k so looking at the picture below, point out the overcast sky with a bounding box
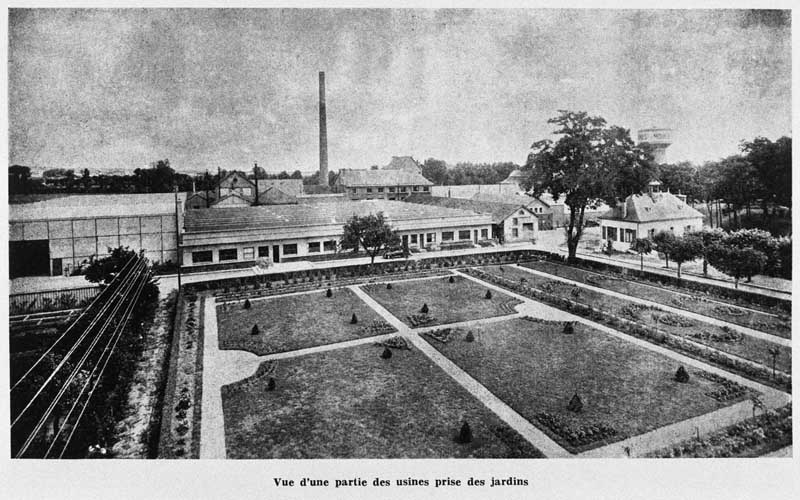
[8,9,791,174]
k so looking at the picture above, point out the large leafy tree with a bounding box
[707,245,767,289]
[722,229,780,279]
[670,236,703,279]
[689,228,725,276]
[521,110,655,261]
[656,162,703,203]
[741,136,791,212]
[421,158,448,185]
[630,237,653,272]
[652,230,678,269]
[340,213,400,264]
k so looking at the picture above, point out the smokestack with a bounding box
[319,71,329,186]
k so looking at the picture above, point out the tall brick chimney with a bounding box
[318,71,329,186]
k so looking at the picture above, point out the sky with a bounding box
[8,9,792,175]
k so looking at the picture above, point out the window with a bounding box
[481,229,488,239]
[324,240,337,252]
[523,223,534,231]
[423,186,430,192]
[258,246,269,258]
[512,228,519,238]
[648,228,655,238]
[685,225,692,233]
[458,230,470,240]
[366,188,373,193]
[389,187,396,193]
[243,247,255,260]
[413,186,419,191]
[519,210,525,215]
[410,234,418,244]
[400,187,407,192]
[308,242,321,253]
[442,231,454,241]
[624,229,635,243]
[512,218,519,226]
[242,187,252,196]
[607,227,618,241]
[219,248,238,261]
[426,233,436,243]
[192,250,213,263]
[602,226,607,239]
[283,243,298,255]
[378,187,384,193]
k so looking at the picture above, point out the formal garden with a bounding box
[220,342,544,458]
[422,317,752,454]
[216,288,395,355]
[520,260,791,339]
[361,275,522,328]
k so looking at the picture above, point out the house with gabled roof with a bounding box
[334,168,433,200]
[405,194,538,243]
[382,155,423,174]
[599,181,704,249]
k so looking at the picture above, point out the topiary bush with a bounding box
[266,377,276,391]
[563,322,575,334]
[380,347,392,359]
[464,331,475,342]
[675,366,690,383]
[243,299,251,309]
[567,393,583,412]
[386,283,392,289]
[485,290,493,299]
[326,288,332,298]
[420,303,429,314]
[351,313,358,324]
[251,324,260,335]
[457,420,473,444]
[449,276,455,283]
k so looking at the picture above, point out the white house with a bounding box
[599,181,704,250]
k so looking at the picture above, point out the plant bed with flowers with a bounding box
[519,260,791,339]
[216,288,394,356]
[220,343,543,458]
[421,317,747,454]
[361,275,520,328]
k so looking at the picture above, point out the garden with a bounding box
[220,342,544,458]
[474,265,791,376]
[361,275,522,328]
[422,317,751,454]
[520,260,791,339]
[216,288,395,356]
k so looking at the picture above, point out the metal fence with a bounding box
[9,286,100,315]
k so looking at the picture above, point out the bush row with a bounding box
[534,412,618,449]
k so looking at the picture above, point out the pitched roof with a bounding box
[257,186,298,205]
[383,156,422,173]
[405,194,530,224]
[600,191,704,223]
[501,169,525,184]
[336,168,433,187]
[255,179,304,197]
[9,193,185,221]
[184,199,489,233]
[472,192,547,209]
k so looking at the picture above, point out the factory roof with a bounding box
[404,194,532,225]
[336,168,433,187]
[9,193,185,221]
[184,199,487,233]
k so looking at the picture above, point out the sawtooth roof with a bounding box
[337,168,433,187]
[600,191,704,223]
[405,194,531,224]
[184,199,485,233]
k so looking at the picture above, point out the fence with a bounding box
[9,286,100,315]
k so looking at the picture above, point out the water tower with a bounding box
[637,128,674,164]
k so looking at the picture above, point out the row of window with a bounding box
[359,186,430,194]
[191,240,338,263]
[603,225,695,243]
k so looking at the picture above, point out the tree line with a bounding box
[420,159,519,186]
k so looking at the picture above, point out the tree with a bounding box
[8,165,33,195]
[630,238,653,272]
[84,246,159,303]
[422,158,448,185]
[340,212,400,264]
[723,229,780,279]
[521,110,654,261]
[741,136,791,213]
[656,162,703,203]
[707,244,767,289]
[652,231,677,269]
[690,228,725,276]
[290,170,303,179]
[669,235,703,279]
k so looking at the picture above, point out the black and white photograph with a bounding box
[2,3,795,499]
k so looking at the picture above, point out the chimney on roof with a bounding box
[254,162,259,206]
[318,71,329,187]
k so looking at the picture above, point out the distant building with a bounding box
[9,193,184,277]
[180,200,492,267]
[382,155,423,174]
[334,168,433,200]
[599,181,703,250]
[471,192,558,230]
[185,170,303,209]
[405,194,538,243]
[499,168,527,190]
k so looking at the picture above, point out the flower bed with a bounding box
[534,412,618,448]
[407,313,437,328]
[689,328,743,345]
[697,372,749,402]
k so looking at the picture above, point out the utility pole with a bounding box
[174,186,182,290]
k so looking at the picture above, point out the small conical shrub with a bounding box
[420,303,429,314]
[449,276,455,283]
[351,313,358,324]
[326,288,332,298]
[266,377,276,391]
[458,420,473,444]
[567,393,583,412]
[464,331,475,342]
[251,324,260,335]
[243,299,251,309]
[485,290,492,299]
[675,366,690,383]
[386,283,392,290]
[381,347,392,359]
[563,322,575,334]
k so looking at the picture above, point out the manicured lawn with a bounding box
[216,288,394,355]
[479,265,791,374]
[422,317,749,453]
[521,260,791,339]
[361,275,521,327]
[220,343,544,458]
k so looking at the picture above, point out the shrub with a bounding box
[380,347,392,359]
[243,299,251,309]
[386,283,392,290]
[485,290,493,299]
[351,313,358,324]
[464,331,475,342]
[420,303,429,314]
[563,322,575,334]
[458,421,473,444]
[567,393,583,412]
[675,366,690,383]
[326,288,332,298]
[266,377,276,391]
[251,324,260,335]
[449,276,455,283]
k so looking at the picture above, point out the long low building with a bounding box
[9,193,184,277]
[181,200,493,267]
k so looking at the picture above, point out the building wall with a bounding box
[600,217,704,250]
[343,185,431,200]
[9,213,179,275]
[502,208,539,242]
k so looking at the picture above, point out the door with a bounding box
[474,230,479,243]
[402,235,408,248]
[52,258,63,276]
[272,245,280,263]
